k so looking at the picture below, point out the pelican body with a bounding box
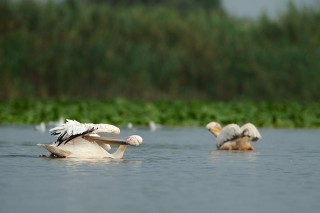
[38,119,143,159]
[206,122,261,150]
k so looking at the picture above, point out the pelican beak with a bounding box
[83,135,143,146]
[206,122,221,136]
[207,126,220,137]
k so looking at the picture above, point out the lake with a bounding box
[1,126,320,213]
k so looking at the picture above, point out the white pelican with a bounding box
[38,119,143,159]
[206,122,261,150]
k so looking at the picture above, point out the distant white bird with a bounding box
[38,119,143,159]
[206,122,261,150]
[127,122,133,130]
[149,121,161,132]
[34,122,46,132]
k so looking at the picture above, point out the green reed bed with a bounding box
[1,100,319,128]
[1,1,320,101]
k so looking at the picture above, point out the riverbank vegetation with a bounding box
[1,100,319,128]
[1,1,320,128]
[1,1,320,101]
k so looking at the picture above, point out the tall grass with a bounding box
[0,1,320,101]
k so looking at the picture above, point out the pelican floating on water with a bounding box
[206,122,261,150]
[38,119,143,159]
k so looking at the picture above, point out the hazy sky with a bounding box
[223,0,320,18]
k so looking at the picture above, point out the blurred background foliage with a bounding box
[1,0,319,101]
[2,99,320,128]
[1,0,320,127]
[83,0,221,9]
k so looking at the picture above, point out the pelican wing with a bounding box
[216,124,242,147]
[49,119,120,146]
[241,123,261,141]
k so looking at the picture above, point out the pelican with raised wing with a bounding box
[38,119,143,159]
[206,122,261,150]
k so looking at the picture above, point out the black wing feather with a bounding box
[55,127,96,146]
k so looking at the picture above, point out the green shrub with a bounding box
[1,99,319,128]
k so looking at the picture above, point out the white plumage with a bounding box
[206,122,261,150]
[49,119,121,146]
[38,119,143,159]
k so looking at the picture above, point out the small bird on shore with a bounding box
[38,119,143,159]
[206,122,261,150]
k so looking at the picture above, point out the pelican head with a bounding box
[126,135,143,146]
[206,122,222,137]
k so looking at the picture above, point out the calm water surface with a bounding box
[1,126,320,213]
